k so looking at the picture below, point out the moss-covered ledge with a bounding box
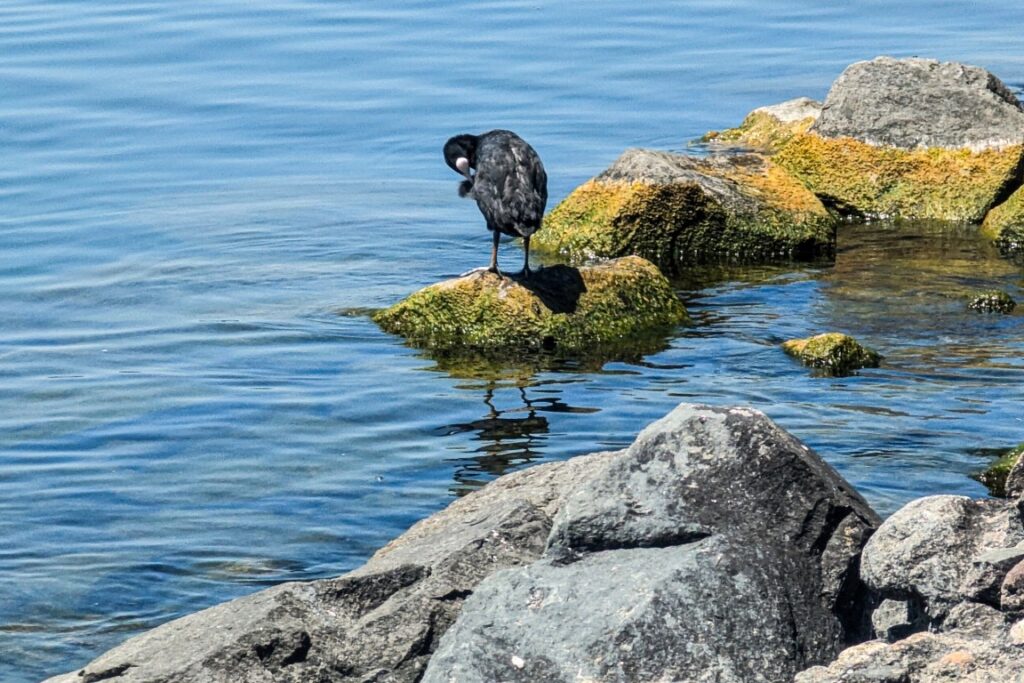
[373,256,688,356]
[532,149,836,275]
[775,134,1023,222]
[982,184,1024,257]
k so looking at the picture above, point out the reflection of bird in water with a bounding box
[443,130,548,278]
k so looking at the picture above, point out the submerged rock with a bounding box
[782,332,881,376]
[46,404,880,683]
[765,57,1024,222]
[703,96,822,152]
[423,404,879,683]
[533,149,836,273]
[967,289,1017,313]
[372,256,687,356]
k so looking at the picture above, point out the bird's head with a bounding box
[443,134,478,182]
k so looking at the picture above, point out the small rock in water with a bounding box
[967,289,1016,313]
[782,332,881,377]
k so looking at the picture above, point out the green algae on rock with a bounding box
[967,289,1017,314]
[982,184,1024,257]
[702,97,822,153]
[775,134,1024,222]
[532,149,836,275]
[782,333,881,377]
[771,57,1024,222]
[973,443,1024,498]
[373,256,688,356]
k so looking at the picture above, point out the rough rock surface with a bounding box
[771,57,1024,222]
[422,404,879,683]
[860,495,1024,624]
[812,56,1024,151]
[45,452,619,683]
[782,332,882,376]
[797,603,1024,683]
[533,149,836,273]
[798,491,1024,683]
[372,255,687,356]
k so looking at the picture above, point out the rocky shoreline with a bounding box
[46,56,1024,682]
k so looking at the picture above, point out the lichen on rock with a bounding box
[775,134,1024,221]
[982,183,1024,257]
[783,333,881,376]
[703,97,822,152]
[974,443,1024,498]
[372,256,688,356]
[533,149,836,274]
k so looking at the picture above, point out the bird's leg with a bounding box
[487,229,502,276]
[521,235,532,279]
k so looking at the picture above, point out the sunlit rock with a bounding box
[703,96,822,152]
[775,57,1024,222]
[532,149,836,274]
[372,256,687,356]
[782,332,881,376]
[974,443,1024,498]
[982,184,1024,257]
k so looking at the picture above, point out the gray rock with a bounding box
[812,56,1024,150]
[753,96,822,124]
[872,598,927,642]
[423,404,880,683]
[45,452,618,683]
[860,495,1024,623]
[796,606,1021,683]
[1001,559,1024,615]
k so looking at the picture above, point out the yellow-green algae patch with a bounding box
[973,443,1024,498]
[782,332,881,377]
[532,150,836,274]
[703,111,818,153]
[775,133,1024,222]
[373,256,688,356]
[982,183,1024,256]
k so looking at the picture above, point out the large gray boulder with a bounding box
[812,56,1024,151]
[423,404,879,683]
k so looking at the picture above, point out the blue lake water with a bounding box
[2,2,1024,680]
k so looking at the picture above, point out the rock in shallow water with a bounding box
[532,149,836,273]
[372,255,687,356]
[782,332,882,376]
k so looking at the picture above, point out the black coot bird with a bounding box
[443,130,547,278]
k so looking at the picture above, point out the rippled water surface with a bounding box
[3,2,1024,680]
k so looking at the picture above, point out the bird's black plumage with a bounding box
[443,130,548,277]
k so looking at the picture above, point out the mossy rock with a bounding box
[967,289,1017,314]
[774,133,1023,222]
[533,149,836,275]
[982,183,1024,257]
[373,256,688,356]
[973,443,1024,498]
[702,98,822,153]
[782,332,881,377]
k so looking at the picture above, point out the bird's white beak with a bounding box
[455,156,472,179]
